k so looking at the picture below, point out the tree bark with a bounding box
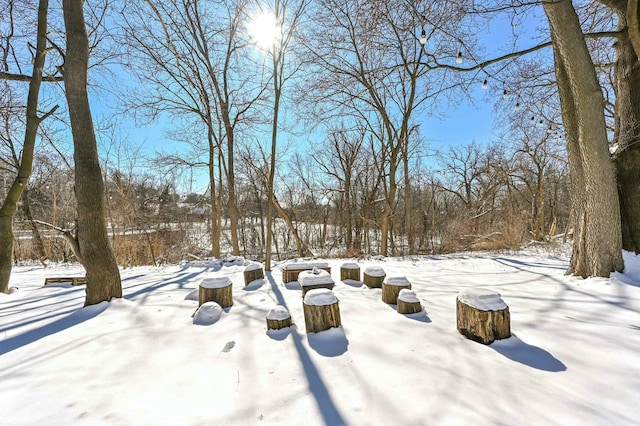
[0,0,51,293]
[543,0,623,277]
[609,5,640,253]
[63,0,122,305]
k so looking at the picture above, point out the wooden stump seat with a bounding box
[340,262,360,281]
[456,288,510,344]
[44,276,87,286]
[299,268,335,296]
[243,263,264,286]
[363,266,386,288]
[282,262,331,283]
[303,288,342,333]
[397,289,422,314]
[266,306,292,330]
[382,276,411,304]
[199,277,233,308]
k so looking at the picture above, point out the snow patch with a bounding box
[266,305,290,321]
[457,288,507,311]
[193,302,223,325]
[244,263,263,272]
[398,289,419,303]
[299,269,334,287]
[304,288,338,306]
[364,266,386,277]
[341,262,359,269]
[200,277,232,289]
[385,276,410,286]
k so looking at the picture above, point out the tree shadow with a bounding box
[0,302,109,356]
[491,334,566,372]
[265,272,346,425]
[284,281,301,291]
[266,326,292,341]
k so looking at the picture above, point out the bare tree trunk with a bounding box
[21,188,48,264]
[0,0,53,293]
[544,0,623,277]
[63,0,122,305]
[609,6,640,253]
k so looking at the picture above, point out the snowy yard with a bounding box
[1,250,639,425]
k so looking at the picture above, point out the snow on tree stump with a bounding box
[243,263,264,286]
[299,268,335,297]
[340,262,360,281]
[199,277,233,308]
[266,305,292,330]
[363,266,386,288]
[303,288,341,333]
[282,262,331,283]
[397,289,422,314]
[456,288,510,345]
[382,276,412,304]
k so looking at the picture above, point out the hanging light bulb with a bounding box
[456,51,463,64]
[420,28,427,45]
[530,116,535,124]
[539,119,543,125]
[481,79,487,90]
[502,89,509,99]
[515,102,520,111]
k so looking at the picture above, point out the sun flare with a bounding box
[248,11,281,50]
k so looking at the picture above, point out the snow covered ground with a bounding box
[1,249,639,425]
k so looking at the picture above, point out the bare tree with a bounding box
[0,0,58,293]
[543,0,623,277]
[63,0,122,304]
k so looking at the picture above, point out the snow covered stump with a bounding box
[397,289,422,314]
[363,266,386,288]
[303,289,342,333]
[282,262,331,283]
[340,262,360,281]
[456,288,510,345]
[199,277,233,308]
[243,263,264,286]
[299,268,335,297]
[266,306,292,330]
[382,276,411,304]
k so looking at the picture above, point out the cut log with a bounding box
[303,288,341,333]
[282,262,331,283]
[397,289,422,314]
[381,276,411,304]
[299,268,335,296]
[456,288,510,344]
[266,305,292,330]
[243,263,264,286]
[199,277,233,308]
[363,266,386,288]
[340,262,360,281]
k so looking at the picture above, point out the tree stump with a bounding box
[199,277,233,308]
[243,263,264,286]
[363,266,386,288]
[397,289,422,314]
[382,276,411,304]
[303,289,341,333]
[340,262,360,281]
[299,268,335,296]
[282,262,331,283]
[266,305,292,330]
[456,288,510,344]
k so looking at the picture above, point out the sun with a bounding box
[248,11,281,50]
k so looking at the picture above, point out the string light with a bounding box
[481,79,487,90]
[515,101,520,111]
[530,116,535,124]
[456,51,463,64]
[420,28,427,45]
[502,89,509,99]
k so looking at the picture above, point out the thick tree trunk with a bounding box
[63,0,122,305]
[610,8,640,253]
[544,0,623,277]
[0,0,51,293]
